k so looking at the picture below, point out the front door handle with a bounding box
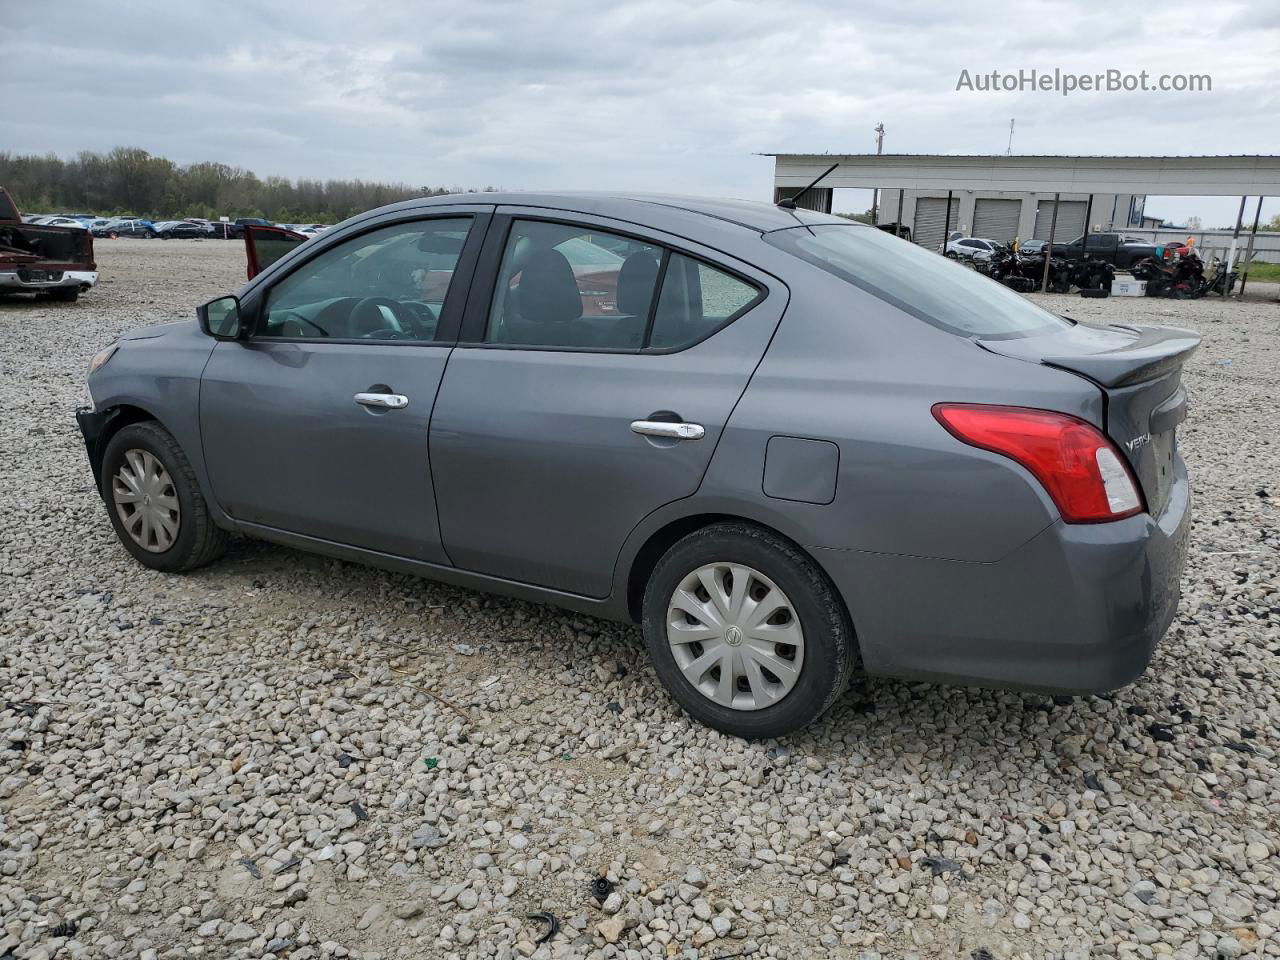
[630,420,705,441]
[354,392,409,409]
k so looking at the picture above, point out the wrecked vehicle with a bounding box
[0,188,97,302]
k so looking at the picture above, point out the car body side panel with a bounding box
[199,341,453,562]
[815,455,1190,690]
[83,321,224,517]
[693,259,1105,563]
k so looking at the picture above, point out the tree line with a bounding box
[0,147,497,223]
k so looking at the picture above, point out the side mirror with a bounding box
[197,295,244,340]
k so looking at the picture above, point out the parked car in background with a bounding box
[93,219,157,239]
[228,217,272,239]
[77,192,1196,738]
[1018,239,1047,255]
[153,220,214,239]
[945,236,999,261]
[0,187,97,302]
[34,216,90,230]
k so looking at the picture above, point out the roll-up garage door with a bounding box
[972,199,1021,244]
[913,197,960,253]
[1033,200,1086,242]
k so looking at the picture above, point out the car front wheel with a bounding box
[641,523,856,739]
[101,421,228,572]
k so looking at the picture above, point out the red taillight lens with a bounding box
[932,403,1144,523]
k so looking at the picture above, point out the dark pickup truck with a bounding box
[1049,232,1159,270]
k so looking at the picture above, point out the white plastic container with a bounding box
[1111,278,1146,297]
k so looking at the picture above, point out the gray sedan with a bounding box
[77,193,1197,738]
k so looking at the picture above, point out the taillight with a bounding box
[932,403,1144,523]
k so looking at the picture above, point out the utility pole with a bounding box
[870,123,885,225]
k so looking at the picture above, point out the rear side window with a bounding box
[649,255,761,349]
[487,220,662,349]
[485,220,762,351]
[765,224,1070,339]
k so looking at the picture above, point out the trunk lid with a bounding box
[978,322,1200,516]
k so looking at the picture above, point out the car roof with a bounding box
[375,191,855,235]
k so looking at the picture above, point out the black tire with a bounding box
[101,421,228,572]
[641,523,857,739]
[50,286,79,302]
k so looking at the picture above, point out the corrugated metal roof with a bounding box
[760,153,1280,159]
[768,153,1280,196]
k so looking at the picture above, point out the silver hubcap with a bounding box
[666,563,805,711]
[112,449,180,553]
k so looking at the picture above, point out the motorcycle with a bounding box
[1203,258,1237,296]
[1131,251,1214,298]
[983,245,1071,293]
[1068,256,1115,295]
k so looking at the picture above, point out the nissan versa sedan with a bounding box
[76,193,1197,738]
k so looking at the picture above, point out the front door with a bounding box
[430,211,786,597]
[200,211,488,563]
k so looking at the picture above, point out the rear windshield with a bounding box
[764,224,1070,339]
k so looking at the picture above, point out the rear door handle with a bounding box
[630,420,705,441]
[354,392,409,409]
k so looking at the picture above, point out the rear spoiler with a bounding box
[979,323,1201,388]
[1041,324,1200,388]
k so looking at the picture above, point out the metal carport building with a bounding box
[764,153,1280,289]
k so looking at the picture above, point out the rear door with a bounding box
[200,209,490,562]
[428,209,786,598]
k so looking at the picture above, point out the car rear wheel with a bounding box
[641,523,856,739]
[101,421,228,573]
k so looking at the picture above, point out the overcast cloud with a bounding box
[2,0,1278,224]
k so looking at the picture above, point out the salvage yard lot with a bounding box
[1,240,1277,960]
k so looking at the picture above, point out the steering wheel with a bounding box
[350,297,429,339]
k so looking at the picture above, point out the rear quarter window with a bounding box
[765,224,1070,339]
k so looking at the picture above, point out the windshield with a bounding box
[765,224,1070,339]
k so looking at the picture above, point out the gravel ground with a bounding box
[1,240,1277,960]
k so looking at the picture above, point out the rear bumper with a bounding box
[0,269,97,291]
[817,457,1191,695]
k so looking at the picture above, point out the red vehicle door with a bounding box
[244,224,308,279]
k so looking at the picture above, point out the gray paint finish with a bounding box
[200,340,452,562]
[763,437,839,505]
[81,190,1196,698]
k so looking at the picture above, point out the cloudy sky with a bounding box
[2,0,1278,225]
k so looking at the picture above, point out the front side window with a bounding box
[764,224,1070,340]
[486,220,662,349]
[260,217,471,341]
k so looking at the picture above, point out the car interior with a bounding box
[258,221,468,341]
[487,227,663,349]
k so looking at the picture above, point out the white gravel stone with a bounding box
[1,242,1277,960]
